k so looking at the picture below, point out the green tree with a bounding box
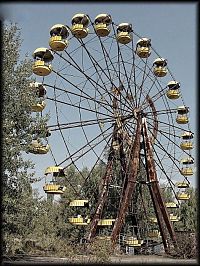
[2,22,48,255]
[174,187,197,232]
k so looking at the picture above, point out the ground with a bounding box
[2,254,198,265]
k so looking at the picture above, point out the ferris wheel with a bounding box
[29,13,195,253]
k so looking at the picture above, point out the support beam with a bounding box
[142,117,178,253]
[86,147,114,241]
[111,116,142,244]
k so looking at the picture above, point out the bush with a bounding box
[176,232,197,259]
[85,238,113,263]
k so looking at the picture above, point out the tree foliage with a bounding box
[2,22,47,255]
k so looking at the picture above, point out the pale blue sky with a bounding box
[1,2,197,195]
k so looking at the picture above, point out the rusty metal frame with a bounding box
[142,117,178,253]
[86,101,178,254]
[86,142,114,241]
[111,115,142,244]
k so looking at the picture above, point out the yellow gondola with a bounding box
[177,118,189,124]
[149,217,157,223]
[71,13,89,38]
[49,24,69,51]
[96,236,111,241]
[97,219,115,226]
[165,202,178,208]
[181,158,194,164]
[176,106,189,124]
[169,214,180,222]
[181,132,194,140]
[125,237,142,247]
[32,48,53,76]
[136,37,151,58]
[94,14,112,37]
[31,101,46,112]
[180,141,193,150]
[175,181,190,188]
[28,140,50,155]
[177,105,189,114]
[180,168,194,176]
[116,23,133,44]
[45,166,64,175]
[153,58,167,77]
[180,132,193,150]
[148,230,160,238]
[180,157,194,176]
[69,199,89,207]
[166,81,180,99]
[69,216,90,225]
[177,192,190,200]
[43,183,66,194]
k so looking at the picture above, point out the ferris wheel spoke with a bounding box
[147,120,194,159]
[64,48,115,106]
[137,64,162,106]
[152,145,191,205]
[116,41,132,101]
[140,82,169,111]
[150,145,180,195]
[150,143,176,187]
[111,23,137,109]
[147,118,177,154]
[94,36,134,116]
[58,123,114,167]
[116,48,136,111]
[53,52,114,107]
[52,96,90,190]
[153,143,181,176]
[127,55,168,111]
[145,108,177,115]
[74,133,113,186]
[146,115,194,135]
[79,138,112,195]
[88,23,117,85]
[136,75,155,109]
[47,96,114,118]
[136,59,153,108]
[76,38,133,112]
[68,43,120,79]
[125,43,160,109]
[128,40,138,107]
[66,32,97,56]
[78,93,108,162]
[62,118,133,180]
[62,132,113,175]
[48,117,115,131]
[44,83,114,115]
[147,126,185,174]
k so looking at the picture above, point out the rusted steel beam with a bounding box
[153,182,178,249]
[111,116,142,244]
[86,147,114,242]
[148,183,169,252]
[145,95,158,144]
[142,117,178,253]
[86,95,119,241]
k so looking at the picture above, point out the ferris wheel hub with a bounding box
[132,107,142,120]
